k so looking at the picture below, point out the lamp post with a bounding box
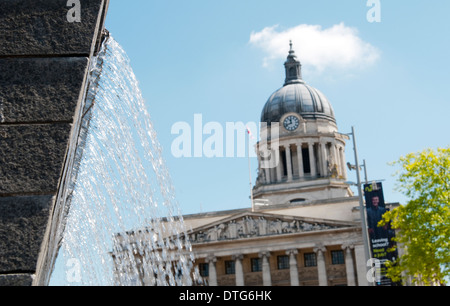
[347,126,373,286]
[362,159,368,185]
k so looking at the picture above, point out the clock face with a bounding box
[283,115,300,131]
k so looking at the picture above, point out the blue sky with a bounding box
[105,0,450,215]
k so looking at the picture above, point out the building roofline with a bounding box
[182,196,360,221]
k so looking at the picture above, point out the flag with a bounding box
[246,126,255,140]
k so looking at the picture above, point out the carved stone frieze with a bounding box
[187,213,346,244]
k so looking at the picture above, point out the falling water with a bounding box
[49,36,200,286]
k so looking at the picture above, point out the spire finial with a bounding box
[289,40,293,51]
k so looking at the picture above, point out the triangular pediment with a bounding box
[186,211,358,244]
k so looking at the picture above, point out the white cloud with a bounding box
[249,23,380,74]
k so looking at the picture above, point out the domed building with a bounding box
[254,42,353,204]
[113,44,393,287]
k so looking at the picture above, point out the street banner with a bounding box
[364,182,398,286]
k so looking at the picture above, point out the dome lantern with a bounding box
[284,41,303,85]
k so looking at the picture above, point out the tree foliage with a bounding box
[380,147,450,285]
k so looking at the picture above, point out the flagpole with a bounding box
[247,129,255,212]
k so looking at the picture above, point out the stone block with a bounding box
[0,195,53,273]
[0,57,89,123]
[0,124,71,195]
[0,274,33,286]
[0,0,108,56]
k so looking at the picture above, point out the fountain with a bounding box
[0,0,198,286]
[50,35,200,286]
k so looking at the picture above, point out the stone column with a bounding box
[276,148,283,182]
[285,144,293,182]
[206,256,218,286]
[286,249,299,286]
[317,142,323,177]
[265,167,272,184]
[314,246,328,286]
[331,142,339,177]
[320,141,328,177]
[308,142,317,177]
[296,143,304,178]
[339,146,347,180]
[257,152,263,183]
[342,245,356,286]
[259,252,272,286]
[233,254,244,286]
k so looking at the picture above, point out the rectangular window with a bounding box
[251,258,262,272]
[304,253,317,267]
[331,250,345,265]
[277,255,290,270]
[199,263,209,277]
[225,260,235,275]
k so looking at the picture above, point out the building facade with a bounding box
[183,202,367,286]
[178,44,371,286]
[113,44,379,286]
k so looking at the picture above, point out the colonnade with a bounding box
[259,139,347,185]
[203,244,363,286]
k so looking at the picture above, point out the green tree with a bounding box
[380,147,450,286]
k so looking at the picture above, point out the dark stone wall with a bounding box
[0,57,90,123]
[0,0,107,56]
[0,0,109,286]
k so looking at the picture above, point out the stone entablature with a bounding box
[186,212,356,244]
